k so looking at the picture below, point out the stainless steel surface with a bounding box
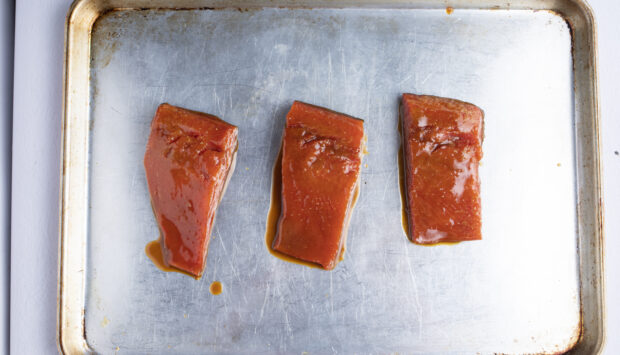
[59,0,604,354]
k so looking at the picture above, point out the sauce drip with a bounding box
[398,114,411,238]
[209,281,223,295]
[145,238,200,279]
[398,147,410,237]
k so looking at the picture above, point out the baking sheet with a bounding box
[59,1,605,354]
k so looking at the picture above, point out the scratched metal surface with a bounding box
[85,7,580,354]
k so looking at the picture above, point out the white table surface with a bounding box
[10,0,620,353]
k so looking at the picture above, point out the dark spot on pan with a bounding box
[236,7,260,13]
[99,41,118,68]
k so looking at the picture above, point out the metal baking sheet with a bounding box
[58,0,604,354]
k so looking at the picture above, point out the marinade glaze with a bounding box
[144,104,238,277]
[272,101,365,270]
[401,94,483,244]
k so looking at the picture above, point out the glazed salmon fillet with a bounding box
[144,104,238,277]
[273,101,365,270]
[401,94,483,244]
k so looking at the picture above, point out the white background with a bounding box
[6,0,619,353]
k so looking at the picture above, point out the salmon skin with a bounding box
[144,104,238,277]
[273,101,365,270]
[401,94,483,244]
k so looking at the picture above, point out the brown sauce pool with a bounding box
[398,147,410,237]
[209,281,223,295]
[145,238,201,279]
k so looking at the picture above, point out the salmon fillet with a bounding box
[401,94,483,244]
[144,104,238,277]
[273,101,365,270]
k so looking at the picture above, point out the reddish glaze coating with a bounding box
[401,94,483,244]
[273,101,365,270]
[144,104,237,277]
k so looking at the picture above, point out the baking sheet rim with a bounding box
[57,0,605,353]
